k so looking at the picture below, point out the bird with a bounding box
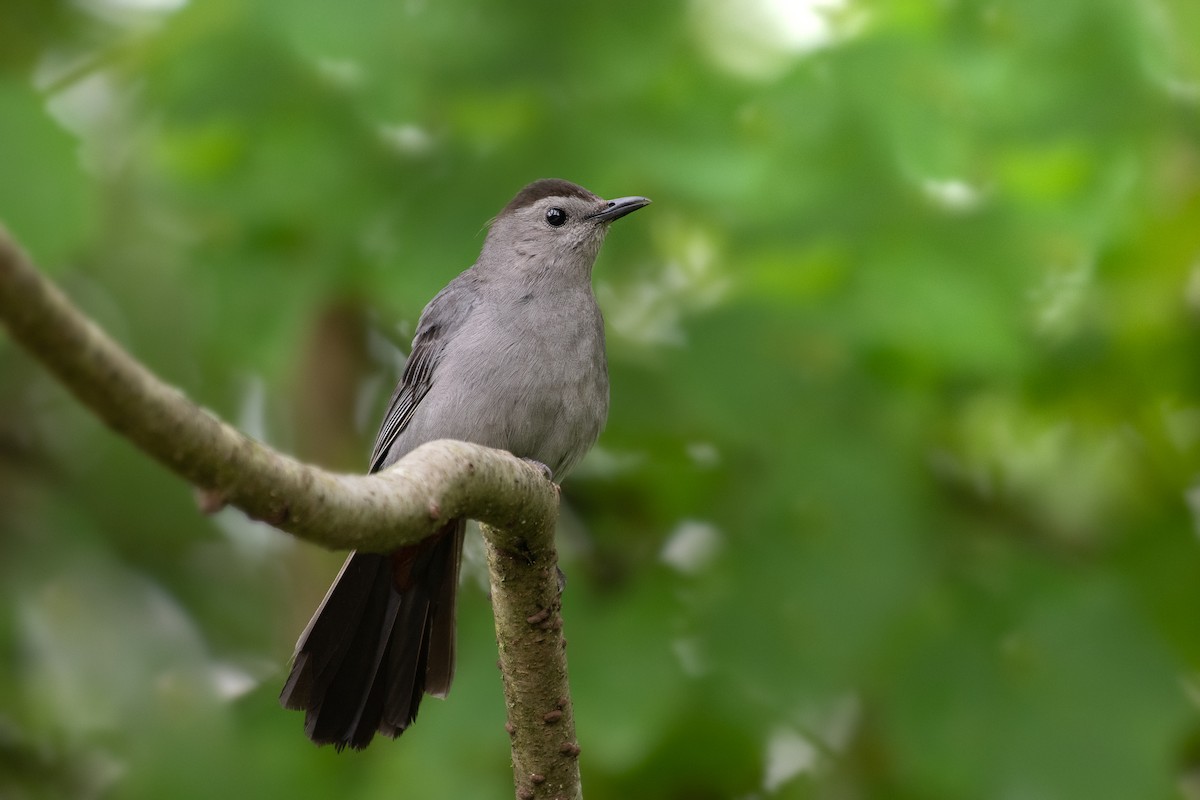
[279,178,650,749]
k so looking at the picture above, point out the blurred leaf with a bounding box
[2,0,1200,797]
[0,79,94,264]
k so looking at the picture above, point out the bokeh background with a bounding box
[2,0,1200,798]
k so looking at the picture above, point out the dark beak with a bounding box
[587,195,652,223]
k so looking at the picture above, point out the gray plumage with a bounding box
[280,178,649,749]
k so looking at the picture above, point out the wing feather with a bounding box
[368,272,478,473]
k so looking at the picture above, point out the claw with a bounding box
[522,457,554,482]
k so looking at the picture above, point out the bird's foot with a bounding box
[522,458,554,482]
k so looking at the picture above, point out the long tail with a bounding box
[279,520,464,749]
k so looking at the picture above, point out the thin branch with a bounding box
[0,227,558,551]
[0,227,581,799]
[485,525,583,799]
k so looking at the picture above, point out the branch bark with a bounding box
[0,227,582,799]
[485,526,581,800]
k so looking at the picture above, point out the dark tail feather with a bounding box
[280,520,465,749]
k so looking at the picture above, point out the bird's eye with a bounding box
[545,207,567,227]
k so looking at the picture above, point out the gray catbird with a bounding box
[279,178,650,749]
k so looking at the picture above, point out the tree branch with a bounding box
[485,526,582,799]
[0,227,581,799]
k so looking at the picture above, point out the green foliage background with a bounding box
[2,1,1200,797]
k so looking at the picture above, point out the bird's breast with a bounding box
[403,289,609,479]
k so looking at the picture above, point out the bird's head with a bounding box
[480,178,650,285]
